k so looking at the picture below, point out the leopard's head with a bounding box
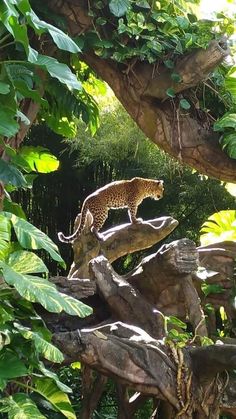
[150,179,164,200]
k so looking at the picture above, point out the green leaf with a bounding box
[136,0,150,8]
[15,324,64,363]
[220,133,236,159]
[180,99,191,110]
[34,378,76,419]
[167,316,187,330]
[201,283,224,297]
[3,212,64,265]
[8,250,48,274]
[1,394,46,419]
[14,80,45,105]
[214,113,236,131]
[200,210,236,245]
[109,0,131,17]
[0,82,10,94]
[0,109,19,137]
[171,73,182,83]
[0,350,27,379]
[225,67,236,104]
[38,362,72,393]
[1,262,93,316]
[34,54,82,91]
[164,60,174,69]
[59,293,93,317]
[22,7,80,53]
[0,159,27,187]
[0,305,14,324]
[3,199,26,219]
[8,16,30,57]
[19,146,59,173]
[0,214,11,260]
[166,88,175,98]
[96,17,107,25]
[1,263,62,311]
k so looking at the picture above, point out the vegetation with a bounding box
[0,0,235,417]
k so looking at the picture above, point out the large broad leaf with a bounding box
[0,159,27,188]
[0,350,28,379]
[0,108,19,138]
[33,54,82,91]
[26,10,81,53]
[8,250,48,274]
[1,262,65,312]
[1,262,93,316]
[3,199,26,219]
[220,132,236,159]
[0,1,30,57]
[0,394,46,419]
[109,0,131,17]
[0,214,11,260]
[214,113,236,131]
[200,210,236,245]
[38,362,72,393]
[34,378,76,419]
[14,80,45,105]
[225,67,236,104]
[59,293,93,317]
[3,212,64,265]
[19,146,59,173]
[15,324,63,363]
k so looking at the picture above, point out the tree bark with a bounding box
[46,0,236,182]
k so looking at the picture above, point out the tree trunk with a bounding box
[46,0,236,182]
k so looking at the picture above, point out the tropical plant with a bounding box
[0,1,94,416]
[200,210,236,245]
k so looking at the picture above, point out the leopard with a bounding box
[58,177,164,243]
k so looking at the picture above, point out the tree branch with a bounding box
[47,0,236,182]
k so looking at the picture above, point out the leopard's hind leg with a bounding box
[91,207,108,241]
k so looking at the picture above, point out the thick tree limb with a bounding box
[89,255,166,339]
[141,39,229,99]
[46,0,236,182]
[53,322,180,407]
[53,321,236,417]
[190,345,236,381]
[68,214,178,278]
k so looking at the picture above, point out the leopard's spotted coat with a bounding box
[58,177,164,243]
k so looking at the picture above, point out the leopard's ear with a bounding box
[156,179,164,185]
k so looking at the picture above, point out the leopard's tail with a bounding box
[58,202,88,243]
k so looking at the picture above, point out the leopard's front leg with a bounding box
[127,202,143,224]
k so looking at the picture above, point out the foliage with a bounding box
[83,0,232,64]
[0,1,96,417]
[0,205,92,418]
[0,0,99,146]
[200,210,236,245]
[0,1,235,416]
[69,0,236,158]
